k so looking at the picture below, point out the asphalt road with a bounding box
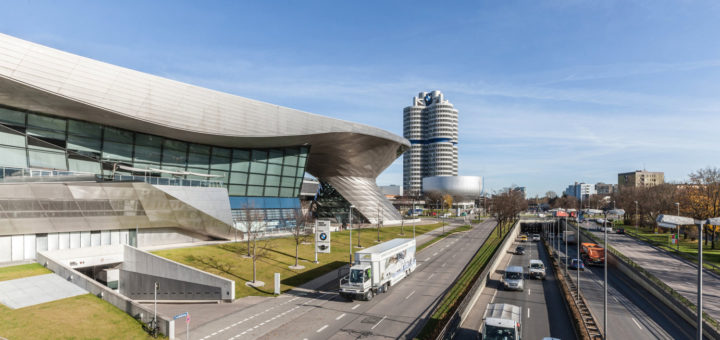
[187,219,497,340]
[579,220,720,330]
[458,237,575,340]
[553,223,702,340]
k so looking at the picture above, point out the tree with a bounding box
[241,205,272,287]
[682,167,720,249]
[491,189,527,237]
[290,207,312,269]
[545,191,558,199]
[443,194,453,212]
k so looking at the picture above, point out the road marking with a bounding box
[527,308,530,318]
[406,290,416,299]
[317,325,328,332]
[336,313,346,320]
[433,252,438,256]
[442,262,447,267]
[424,258,430,261]
[632,317,643,329]
[352,304,361,310]
[613,296,619,303]
[371,315,387,330]
[428,273,435,280]
[528,289,531,295]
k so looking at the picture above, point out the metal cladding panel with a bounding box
[324,176,402,224]
[422,176,483,199]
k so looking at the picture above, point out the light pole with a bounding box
[349,205,354,264]
[698,220,705,340]
[577,213,581,301]
[603,212,608,339]
[565,216,568,269]
[412,196,416,240]
[675,202,681,250]
[634,201,639,235]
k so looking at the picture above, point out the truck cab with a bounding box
[481,303,522,340]
[340,264,374,300]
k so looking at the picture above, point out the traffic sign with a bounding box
[316,220,331,253]
[173,312,188,320]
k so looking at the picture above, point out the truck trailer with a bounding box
[561,230,576,244]
[339,238,416,301]
[580,242,605,266]
[480,303,522,340]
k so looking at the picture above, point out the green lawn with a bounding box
[0,294,159,339]
[0,263,51,282]
[621,224,720,272]
[153,222,446,299]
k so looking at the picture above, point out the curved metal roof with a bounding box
[0,33,408,223]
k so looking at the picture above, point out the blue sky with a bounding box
[2,1,720,197]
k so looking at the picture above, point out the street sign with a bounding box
[316,220,331,253]
[173,312,188,320]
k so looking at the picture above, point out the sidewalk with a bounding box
[581,221,720,325]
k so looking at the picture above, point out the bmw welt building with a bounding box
[0,34,408,263]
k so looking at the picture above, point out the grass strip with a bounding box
[417,224,472,252]
[416,221,512,339]
[0,263,51,282]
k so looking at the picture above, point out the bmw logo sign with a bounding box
[319,233,327,241]
[424,93,433,105]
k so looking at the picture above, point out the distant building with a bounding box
[594,182,616,195]
[618,170,664,188]
[564,182,596,200]
[378,184,403,197]
[403,90,458,195]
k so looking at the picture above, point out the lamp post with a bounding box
[412,196,416,240]
[349,205,354,264]
[603,208,625,339]
[658,214,706,340]
[675,202,681,250]
[634,201,639,235]
[565,216,568,269]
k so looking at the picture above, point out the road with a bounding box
[457,236,575,340]
[186,219,497,340]
[579,220,720,330]
[552,222,702,339]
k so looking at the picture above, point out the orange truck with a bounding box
[580,242,605,266]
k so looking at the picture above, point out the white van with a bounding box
[503,266,525,291]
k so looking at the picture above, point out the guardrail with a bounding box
[574,222,720,337]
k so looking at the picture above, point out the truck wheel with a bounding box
[366,290,374,301]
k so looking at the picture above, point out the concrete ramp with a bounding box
[0,273,87,309]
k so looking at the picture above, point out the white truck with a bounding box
[480,303,522,340]
[561,230,576,244]
[339,238,416,301]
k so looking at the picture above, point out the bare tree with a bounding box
[241,205,272,286]
[683,167,720,248]
[290,207,312,269]
[491,189,527,237]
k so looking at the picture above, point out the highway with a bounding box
[552,222,702,340]
[188,219,497,340]
[457,236,575,340]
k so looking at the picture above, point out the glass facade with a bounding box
[0,105,309,198]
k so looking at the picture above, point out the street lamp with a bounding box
[634,201,639,235]
[349,205,354,264]
[412,196,416,240]
[604,208,625,339]
[658,214,702,339]
[675,202,681,250]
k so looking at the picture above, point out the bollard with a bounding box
[274,273,280,295]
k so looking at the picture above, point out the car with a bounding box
[616,228,625,234]
[568,258,585,271]
[532,234,541,242]
[528,259,546,279]
[515,246,525,255]
[503,265,525,291]
[519,235,528,242]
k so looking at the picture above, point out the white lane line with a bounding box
[613,296,619,303]
[336,313,346,320]
[433,252,438,256]
[442,262,447,267]
[405,290,416,300]
[527,308,530,318]
[424,258,430,261]
[371,315,387,330]
[632,317,643,329]
[528,289,531,295]
[317,325,328,333]
[428,273,435,280]
[352,304,361,310]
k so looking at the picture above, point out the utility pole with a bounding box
[698,221,704,340]
[604,213,608,339]
[349,205,354,263]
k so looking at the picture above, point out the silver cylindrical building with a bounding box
[403,91,458,195]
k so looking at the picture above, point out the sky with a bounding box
[2,1,720,197]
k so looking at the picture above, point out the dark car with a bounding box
[569,259,585,271]
[616,228,625,234]
[515,246,525,255]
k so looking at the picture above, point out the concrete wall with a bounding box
[36,251,175,339]
[122,245,234,301]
